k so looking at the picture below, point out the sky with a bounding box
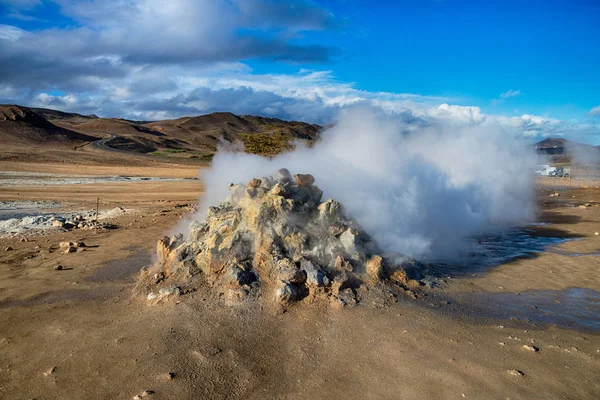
[0,0,599,143]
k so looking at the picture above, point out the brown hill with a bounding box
[0,105,96,147]
[534,138,600,164]
[1,105,322,158]
[29,107,98,123]
[147,112,321,156]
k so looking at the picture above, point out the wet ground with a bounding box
[426,226,600,332]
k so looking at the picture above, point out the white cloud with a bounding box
[0,24,26,41]
[588,105,600,116]
[0,0,598,144]
[499,89,523,99]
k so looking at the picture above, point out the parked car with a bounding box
[550,167,571,178]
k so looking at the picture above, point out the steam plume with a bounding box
[196,107,536,261]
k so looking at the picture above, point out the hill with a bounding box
[0,105,97,147]
[1,105,322,158]
[534,137,600,164]
[147,112,321,156]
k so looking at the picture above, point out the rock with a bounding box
[64,246,77,254]
[508,369,524,377]
[133,390,154,399]
[75,241,86,248]
[340,228,359,253]
[139,169,421,307]
[20,238,28,242]
[301,259,330,287]
[247,178,262,188]
[366,255,383,281]
[318,199,342,224]
[54,265,63,271]
[153,272,164,284]
[331,271,349,295]
[407,279,421,289]
[43,366,56,376]
[52,220,65,228]
[275,282,298,306]
[225,265,256,287]
[522,345,539,352]
[271,183,290,198]
[274,168,292,183]
[156,236,172,263]
[279,268,307,284]
[334,256,352,272]
[4,246,13,252]
[389,268,409,285]
[595,231,599,236]
[147,287,181,304]
[294,173,315,187]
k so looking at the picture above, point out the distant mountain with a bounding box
[0,105,322,157]
[147,112,321,155]
[534,137,600,164]
[0,105,96,147]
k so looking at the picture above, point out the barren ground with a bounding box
[1,155,599,400]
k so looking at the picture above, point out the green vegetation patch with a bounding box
[240,132,297,157]
[149,149,187,156]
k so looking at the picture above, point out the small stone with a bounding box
[75,241,86,248]
[20,238,28,242]
[293,173,315,187]
[595,232,599,236]
[508,369,524,377]
[54,265,63,271]
[275,282,298,306]
[43,366,56,376]
[4,246,13,251]
[247,178,262,188]
[64,246,77,254]
[522,345,539,352]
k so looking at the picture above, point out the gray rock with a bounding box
[275,281,298,305]
[279,268,307,284]
[301,259,330,287]
[274,168,292,183]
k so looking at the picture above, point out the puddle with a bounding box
[86,250,152,283]
[428,227,574,277]
[0,171,197,186]
[451,288,600,332]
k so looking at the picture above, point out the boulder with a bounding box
[294,173,315,187]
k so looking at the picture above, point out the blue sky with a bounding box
[0,0,599,143]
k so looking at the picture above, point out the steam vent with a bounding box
[139,168,423,308]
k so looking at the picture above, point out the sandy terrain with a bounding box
[0,162,599,399]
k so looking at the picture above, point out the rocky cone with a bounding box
[138,169,422,307]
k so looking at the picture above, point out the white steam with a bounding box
[197,107,536,261]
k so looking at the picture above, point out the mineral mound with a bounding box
[138,169,423,308]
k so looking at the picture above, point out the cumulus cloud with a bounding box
[1,0,598,144]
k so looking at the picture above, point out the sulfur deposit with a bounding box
[139,169,423,307]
